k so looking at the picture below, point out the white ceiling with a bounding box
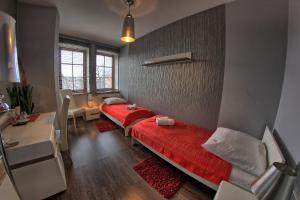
[19,0,234,47]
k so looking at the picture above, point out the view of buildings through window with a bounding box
[59,44,116,93]
[60,48,86,92]
[96,54,114,91]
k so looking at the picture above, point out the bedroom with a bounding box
[0,0,299,200]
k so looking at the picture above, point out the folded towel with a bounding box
[128,104,137,110]
[156,117,175,126]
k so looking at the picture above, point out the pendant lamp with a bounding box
[121,0,135,43]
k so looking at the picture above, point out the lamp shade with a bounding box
[121,13,135,43]
[0,11,20,83]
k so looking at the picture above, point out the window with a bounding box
[59,48,87,92]
[96,53,114,91]
[59,38,118,94]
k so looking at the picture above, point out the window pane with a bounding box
[105,78,112,88]
[96,77,105,89]
[73,52,84,64]
[104,68,112,77]
[61,64,72,77]
[74,77,84,90]
[62,77,73,90]
[96,55,104,66]
[96,66,104,78]
[73,65,83,77]
[105,56,112,67]
[61,50,72,64]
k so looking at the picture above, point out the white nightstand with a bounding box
[83,107,100,121]
[214,181,257,200]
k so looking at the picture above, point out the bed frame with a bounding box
[131,126,286,191]
[100,109,147,137]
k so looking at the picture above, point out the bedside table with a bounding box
[214,181,257,200]
[83,107,100,121]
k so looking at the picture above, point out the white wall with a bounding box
[73,93,121,108]
[0,0,17,18]
[218,0,288,138]
[17,3,59,113]
[275,0,300,165]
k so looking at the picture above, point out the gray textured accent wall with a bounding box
[119,6,225,130]
[17,3,59,113]
[218,0,288,138]
[275,0,300,164]
[119,46,129,100]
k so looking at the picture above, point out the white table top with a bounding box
[2,112,55,149]
[1,112,56,166]
[214,181,257,200]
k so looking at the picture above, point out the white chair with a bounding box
[55,95,72,166]
[59,89,84,128]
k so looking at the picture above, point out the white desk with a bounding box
[2,112,66,200]
[0,157,20,200]
[214,181,257,200]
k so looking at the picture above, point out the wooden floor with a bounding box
[48,117,215,200]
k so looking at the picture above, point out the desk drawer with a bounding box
[6,126,57,168]
[84,112,100,121]
[12,153,66,200]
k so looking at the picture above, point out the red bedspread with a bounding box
[101,103,155,127]
[131,116,232,184]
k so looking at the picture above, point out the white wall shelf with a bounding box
[143,52,192,66]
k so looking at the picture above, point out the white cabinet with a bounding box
[0,158,20,200]
[2,112,66,200]
[83,107,100,121]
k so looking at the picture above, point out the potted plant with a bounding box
[6,84,34,115]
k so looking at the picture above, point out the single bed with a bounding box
[130,116,285,191]
[99,103,155,136]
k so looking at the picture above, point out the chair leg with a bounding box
[73,114,77,128]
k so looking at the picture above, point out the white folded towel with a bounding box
[128,104,137,110]
[156,117,175,126]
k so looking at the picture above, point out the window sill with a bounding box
[72,92,88,96]
[96,90,120,94]
[68,90,120,96]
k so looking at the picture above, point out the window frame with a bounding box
[95,52,115,93]
[59,47,88,93]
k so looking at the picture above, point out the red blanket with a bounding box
[131,116,232,184]
[101,103,155,127]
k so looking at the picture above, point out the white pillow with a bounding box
[202,127,267,177]
[104,97,127,105]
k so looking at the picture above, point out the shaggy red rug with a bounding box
[96,120,118,132]
[133,155,186,198]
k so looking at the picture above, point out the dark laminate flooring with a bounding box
[48,117,215,200]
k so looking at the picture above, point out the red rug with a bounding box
[133,155,186,198]
[96,120,118,132]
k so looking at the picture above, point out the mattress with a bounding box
[101,103,155,127]
[229,166,257,190]
[131,116,232,184]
